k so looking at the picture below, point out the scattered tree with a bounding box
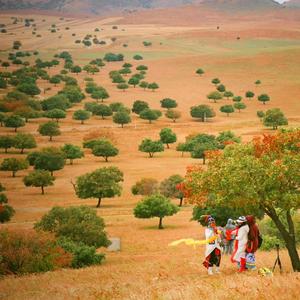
[45,109,66,123]
[13,133,36,154]
[234,102,247,112]
[38,121,61,141]
[160,98,177,110]
[75,166,123,208]
[91,140,119,162]
[220,105,235,116]
[139,139,164,158]
[257,110,265,122]
[132,178,159,196]
[233,96,242,102]
[61,144,84,165]
[23,170,55,194]
[217,84,226,93]
[0,136,15,153]
[117,83,129,92]
[245,91,255,100]
[139,109,162,124]
[258,94,270,105]
[148,82,159,92]
[4,115,25,132]
[159,128,177,149]
[207,91,223,103]
[0,158,28,177]
[134,194,179,229]
[190,105,215,122]
[263,108,288,130]
[211,78,220,86]
[93,104,113,119]
[196,68,205,76]
[132,100,149,114]
[165,109,181,123]
[160,175,184,206]
[73,110,91,124]
[224,91,234,100]
[113,110,131,128]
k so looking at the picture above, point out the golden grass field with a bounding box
[0,7,300,299]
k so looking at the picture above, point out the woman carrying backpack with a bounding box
[245,215,261,270]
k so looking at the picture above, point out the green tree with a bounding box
[0,158,28,177]
[117,83,129,92]
[109,102,126,112]
[73,110,90,124]
[0,184,15,223]
[160,98,177,110]
[132,178,159,196]
[134,194,179,229]
[139,81,148,90]
[132,100,149,114]
[255,80,261,86]
[23,170,55,194]
[0,136,15,153]
[0,112,6,126]
[38,121,61,141]
[41,94,71,111]
[32,147,65,176]
[196,68,204,76]
[49,76,61,86]
[233,96,242,102]
[211,78,220,86]
[224,91,234,100]
[13,133,36,154]
[148,82,159,92]
[44,109,66,122]
[91,140,119,162]
[139,139,164,158]
[61,144,84,165]
[258,94,270,105]
[136,65,148,71]
[93,104,113,119]
[4,115,25,132]
[113,110,131,128]
[263,108,288,130]
[217,84,226,93]
[220,105,235,116]
[59,85,85,103]
[257,110,265,122]
[17,82,41,96]
[159,128,177,149]
[165,109,181,123]
[133,54,143,60]
[207,91,223,103]
[190,105,215,122]
[185,130,300,271]
[35,206,110,247]
[176,142,192,157]
[75,167,123,208]
[234,102,247,112]
[128,77,139,88]
[160,175,184,206]
[245,91,255,100]
[71,65,82,75]
[15,108,41,122]
[91,89,109,102]
[139,109,162,124]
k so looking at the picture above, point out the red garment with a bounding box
[226,229,233,241]
[246,215,260,253]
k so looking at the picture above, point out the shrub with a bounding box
[0,229,72,275]
[35,206,111,248]
[57,237,105,268]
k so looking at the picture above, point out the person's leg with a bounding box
[215,249,221,273]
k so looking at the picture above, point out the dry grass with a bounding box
[0,10,300,300]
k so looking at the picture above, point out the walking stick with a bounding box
[272,244,282,273]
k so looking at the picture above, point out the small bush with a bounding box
[0,229,72,275]
[58,237,105,268]
[260,234,284,251]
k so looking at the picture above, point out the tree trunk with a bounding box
[166,144,169,149]
[12,171,16,177]
[50,171,54,176]
[265,207,300,272]
[41,186,44,195]
[121,124,124,128]
[5,148,8,153]
[97,198,102,208]
[179,197,183,207]
[14,127,17,132]
[81,120,84,124]
[70,159,73,165]
[203,155,206,165]
[20,148,24,154]
[158,217,163,229]
[105,157,108,162]
[49,135,53,141]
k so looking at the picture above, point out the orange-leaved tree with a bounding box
[184,129,300,271]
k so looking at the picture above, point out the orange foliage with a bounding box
[83,129,117,144]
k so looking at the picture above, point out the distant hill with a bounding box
[0,0,283,14]
[200,0,280,11]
